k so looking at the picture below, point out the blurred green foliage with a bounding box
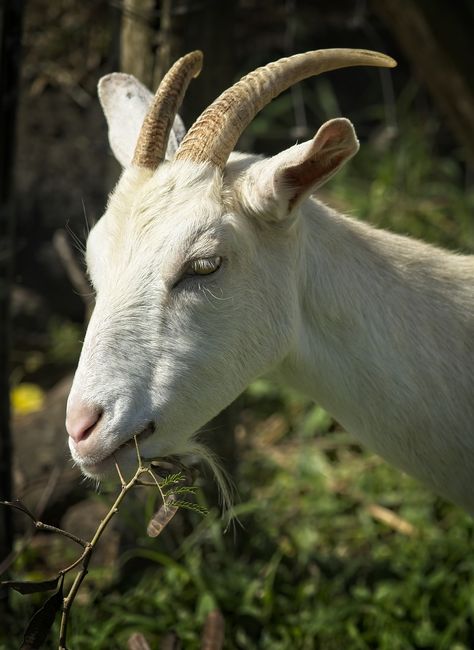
[330,114,474,253]
[47,319,83,366]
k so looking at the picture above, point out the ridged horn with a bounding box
[175,49,396,170]
[132,50,203,169]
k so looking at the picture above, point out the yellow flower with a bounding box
[11,383,45,415]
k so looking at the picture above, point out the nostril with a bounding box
[66,403,103,445]
[80,416,101,442]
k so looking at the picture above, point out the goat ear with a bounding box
[253,118,359,218]
[98,73,186,167]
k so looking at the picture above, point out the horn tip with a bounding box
[334,48,397,69]
[385,55,398,68]
[363,49,397,68]
[185,50,204,76]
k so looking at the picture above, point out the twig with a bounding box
[146,468,167,509]
[366,503,417,537]
[114,458,127,487]
[58,454,150,648]
[34,521,87,547]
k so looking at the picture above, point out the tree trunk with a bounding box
[158,0,237,127]
[120,0,159,87]
[372,0,474,166]
[0,0,24,600]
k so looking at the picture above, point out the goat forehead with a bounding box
[95,172,220,250]
[140,160,223,212]
[121,203,230,267]
[119,164,225,235]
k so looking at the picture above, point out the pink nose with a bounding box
[66,400,102,444]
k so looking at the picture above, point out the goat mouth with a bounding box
[116,421,155,454]
[78,422,156,475]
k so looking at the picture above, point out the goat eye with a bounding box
[187,256,222,276]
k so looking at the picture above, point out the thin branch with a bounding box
[134,479,160,487]
[58,547,90,577]
[34,522,88,548]
[133,434,143,468]
[58,439,162,648]
[146,468,167,509]
[58,462,147,648]
[114,458,127,487]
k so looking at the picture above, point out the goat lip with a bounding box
[116,421,155,453]
[78,422,156,475]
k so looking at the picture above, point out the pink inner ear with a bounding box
[314,119,354,150]
[283,151,349,211]
[279,119,358,210]
[285,151,348,189]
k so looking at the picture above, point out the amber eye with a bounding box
[187,256,222,276]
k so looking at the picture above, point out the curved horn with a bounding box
[175,49,396,170]
[132,50,203,169]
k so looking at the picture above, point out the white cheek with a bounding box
[85,254,101,294]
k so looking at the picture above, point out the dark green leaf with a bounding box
[173,500,208,516]
[20,581,63,649]
[1,576,59,595]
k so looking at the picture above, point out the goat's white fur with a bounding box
[67,72,474,514]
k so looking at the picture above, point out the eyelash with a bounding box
[185,256,223,278]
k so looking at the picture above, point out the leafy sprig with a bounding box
[0,436,206,649]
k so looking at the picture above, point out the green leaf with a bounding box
[173,500,208,516]
[1,576,59,595]
[20,580,63,649]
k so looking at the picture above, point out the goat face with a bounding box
[66,159,299,477]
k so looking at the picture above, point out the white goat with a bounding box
[66,50,474,513]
